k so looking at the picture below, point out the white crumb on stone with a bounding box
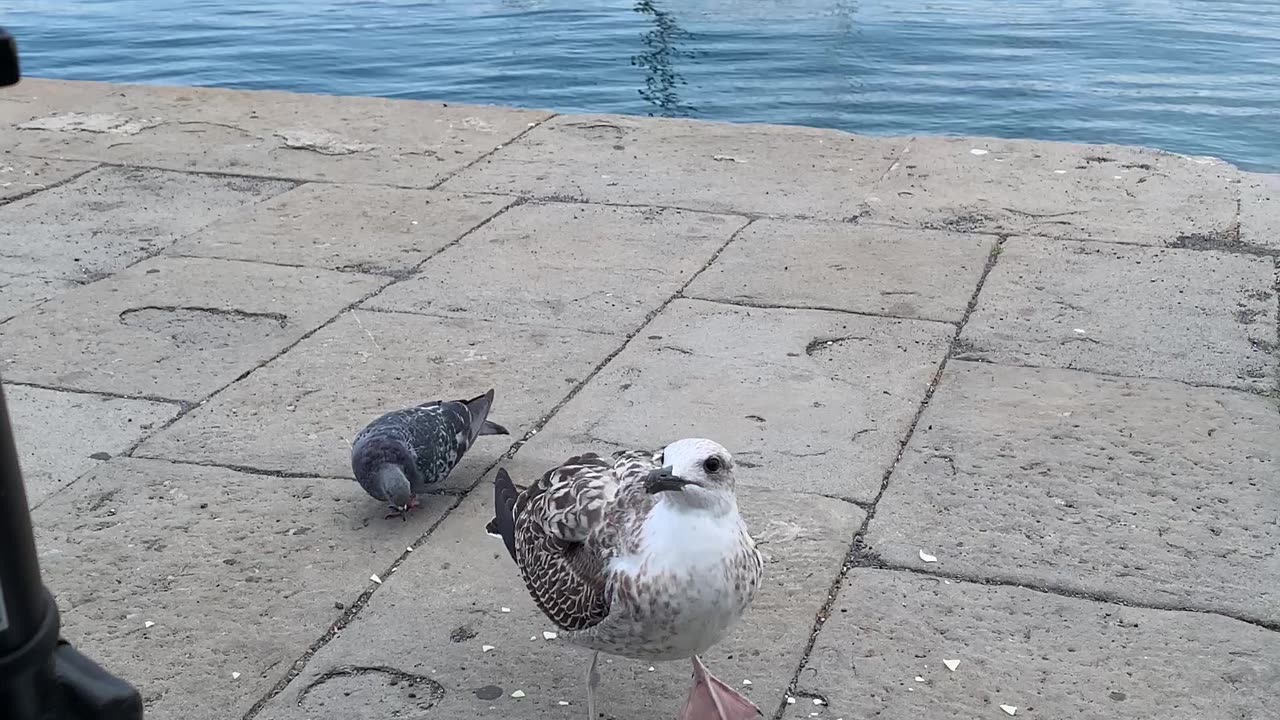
[511,690,526,698]
[918,549,937,563]
[370,574,382,584]
[482,645,494,652]
[1000,705,1017,716]
[944,659,960,671]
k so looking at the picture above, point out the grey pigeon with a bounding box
[351,389,510,519]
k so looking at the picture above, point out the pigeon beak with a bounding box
[645,466,690,494]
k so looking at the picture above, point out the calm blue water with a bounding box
[3,0,1279,171]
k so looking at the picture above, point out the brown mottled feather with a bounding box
[491,449,662,632]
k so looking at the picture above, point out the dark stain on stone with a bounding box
[1110,691,1127,701]
[805,336,867,356]
[89,451,112,461]
[449,625,479,643]
[474,685,504,701]
[299,665,445,712]
[1084,155,1113,163]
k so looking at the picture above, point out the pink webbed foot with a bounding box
[383,495,422,521]
[676,656,761,720]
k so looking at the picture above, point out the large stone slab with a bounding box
[866,361,1280,625]
[523,299,951,502]
[441,113,901,217]
[166,184,514,274]
[365,202,747,333]
[3,384,180,505]
[5,79,552,186]
[135,309,621,490]
[33,457,445,720]
[0,271,78,322]
[0,153,96,202]
[0,165,293,281]
[249,462,862,720]
[797,569,1279,720]
[866,136,1239,245]
[0,256,388,400]
[958,237,1277,392]
[686,220,994,323]
[1240,171,1280,251]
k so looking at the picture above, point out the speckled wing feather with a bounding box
[492,449,662,632]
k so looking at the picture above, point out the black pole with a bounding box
[0,28,145,720]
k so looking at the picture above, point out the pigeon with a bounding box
[352,389,509,519]
[487,438,763,720]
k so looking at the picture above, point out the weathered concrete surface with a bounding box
[1240,171,1280,250]
[0,256,388,400]
[135,310,619,486]
[365,202,748,333]
[958,237,1278,392]
[0,79,1275,720]
[441,113,902,217]
[3,384,180,505]
[867,136,1240,245]
[249,458,863,720]
[32,457,445,720]
[166,184,515,274]
[525,299,952,502]
[0,152,96,201]
[685,220,995,323]
[0,271,77,322]
[0,165,292,281]
[797,569,1280,720]
[866,361,1280,625]
[2,79,552,186]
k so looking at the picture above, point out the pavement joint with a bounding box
[0,161,102,207]
[770,235,1009,720]
[426,113,560,192]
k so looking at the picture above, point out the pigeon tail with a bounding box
[462,388,509,440]
[489,468,520,562]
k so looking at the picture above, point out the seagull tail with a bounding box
[488,468,520,562]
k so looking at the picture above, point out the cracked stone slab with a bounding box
[0,153,96,202]
[1240,171,1280,251]
[135,309,620,490]
[247,463,862,720]
[867,137,1239,245]
[4,79,552,186]
[523,298,951,502]
[0,272,79,323]
[686,220,995,323]
[441,113,901,217]
[33,457,445,720]
[798,569,1280,720]
[867,361,1280,625]
[166,184,515,274]
[958,237,1277,392]
[365,202,748,333]
[2,384,179,505]
[0,165,293,281]
[0,256,388,400]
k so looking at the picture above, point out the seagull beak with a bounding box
[645,466,690,494]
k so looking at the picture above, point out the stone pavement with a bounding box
[1,79,1277,720]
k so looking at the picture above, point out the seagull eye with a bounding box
[703,457,722,474]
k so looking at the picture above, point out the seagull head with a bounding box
[644,438,737,503]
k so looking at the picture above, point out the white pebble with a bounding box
[511,690,526,698]
[370,574,382,584]
[500,607,511,613]
[787,697,796,705]
[231,671,241,680]
[970,148,989,155]
[1000,705,1018,716]
[144,621,155,628]
[813,698,826,705]
[918,549,937,563]
[1054,169,1067,174]
[482,645,494,652]
[742,679,752,686]
[915,676,925,682]
[558,700,570,706]
[944,659,960,671]
[543,631,558,640]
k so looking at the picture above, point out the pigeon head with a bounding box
[376,464,414,514]
[645,438,736,505]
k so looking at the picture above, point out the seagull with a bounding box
[487,438,764,720]
[351,389,509,519]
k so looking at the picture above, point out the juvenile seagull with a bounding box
[351,389,509,519]
[487,438,763,720]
